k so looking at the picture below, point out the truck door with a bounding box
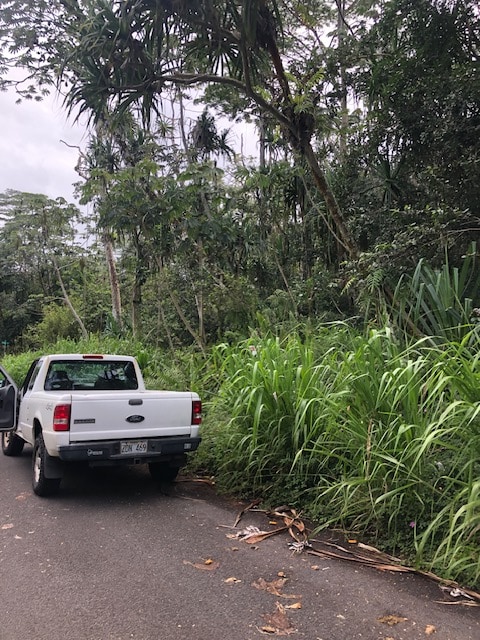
[0,366,18,432]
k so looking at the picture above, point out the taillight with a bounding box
[53,404,71,431]
[192,400,202,425]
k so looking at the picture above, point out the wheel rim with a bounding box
[3,431,11,447]
[33,446,42,484]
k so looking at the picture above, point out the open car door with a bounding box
[0,365,17,432]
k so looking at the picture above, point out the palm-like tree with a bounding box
[57,0,359,260]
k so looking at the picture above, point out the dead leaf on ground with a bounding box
[15,492,29,501]
[224,576,242,584]
[284,602,302,610]
[1,523,13,530]
[183,559,220,571]
[425,625,436,635]
[253,577,288,597]
[260,625,277,634]
[260,602,296,636]
[272,508,307,542]
[252,577,301,600]
[378,614,408,626]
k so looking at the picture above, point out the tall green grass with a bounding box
[198,327,480,588]
[2,328,479,587]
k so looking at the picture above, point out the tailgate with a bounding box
[69,391,195,442]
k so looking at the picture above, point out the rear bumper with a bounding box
[57,436,201,463]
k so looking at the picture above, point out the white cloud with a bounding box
[0,88,87,203]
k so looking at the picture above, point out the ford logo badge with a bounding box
[126,415,145,423]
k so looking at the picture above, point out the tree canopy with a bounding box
[0,0,479,346]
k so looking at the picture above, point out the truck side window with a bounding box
[27,363,42,391]
[19,359,40,396]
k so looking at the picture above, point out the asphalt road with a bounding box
[0,446,479,640]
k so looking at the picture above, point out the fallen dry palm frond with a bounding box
[227,524,289,544]
[231,502,310,545]
[232,498,262,527]
[229,501,480,606]
[306,540,480,606]
[228,501,480,607]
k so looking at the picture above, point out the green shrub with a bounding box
[201,327,480,588]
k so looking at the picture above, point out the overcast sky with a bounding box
[0,88,87,204]
[0,85,258,209]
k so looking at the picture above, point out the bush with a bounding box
[199,327,480,588]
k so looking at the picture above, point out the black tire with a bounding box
[148,462,180,484]
[32,434,61,497]
[2,430,25,456]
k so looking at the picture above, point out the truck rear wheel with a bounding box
[148,462,180,484]
[2,430,25,456]
[32,434,61,497]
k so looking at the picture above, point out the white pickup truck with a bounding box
[0,354,201,496]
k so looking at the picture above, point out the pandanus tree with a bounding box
[0,0,360,262]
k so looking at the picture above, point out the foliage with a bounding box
[393,242,480,342]
[191,326,480,588]
[21,303,83,349]
[3,307,480,588]
[0,0,479,588]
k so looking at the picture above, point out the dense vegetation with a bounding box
[0,0,479,587]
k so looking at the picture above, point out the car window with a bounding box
[45,360,138,391]
[27,362,42,391]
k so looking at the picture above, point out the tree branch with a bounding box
[157,73,294,132]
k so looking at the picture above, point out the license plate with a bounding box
[120,440,148,455]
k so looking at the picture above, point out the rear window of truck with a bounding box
[44,360,138,391]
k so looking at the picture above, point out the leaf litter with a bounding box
[227,500,480,607]
[260,602,297,636]
[183,558,220,571]
[252,576,301,600]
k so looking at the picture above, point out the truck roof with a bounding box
[43,354,137,362]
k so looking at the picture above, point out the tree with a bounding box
[354,0,480,215]
[0,0,359,260]
[0,190,90,341]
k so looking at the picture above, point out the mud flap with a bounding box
[44,453,64,479]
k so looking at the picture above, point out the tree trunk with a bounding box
[157,280,176,355]
[193,239,206,346]
[102,232,123,327]
[131,275,142,338]
[52,255,89,339]
[154,257,206,353]
[301,140,358,260]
